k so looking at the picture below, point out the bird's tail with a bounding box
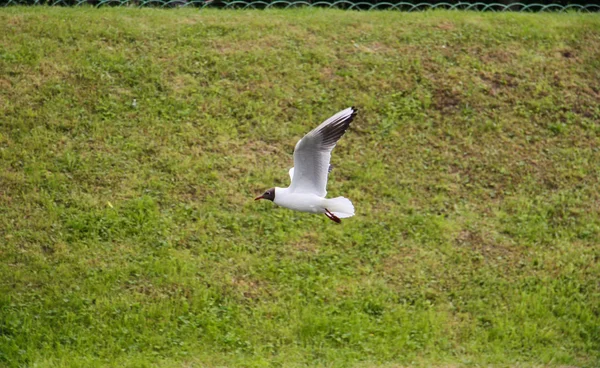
[325,197,355,218]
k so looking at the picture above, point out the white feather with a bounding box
[288,107,355,197]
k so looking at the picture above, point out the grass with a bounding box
[1,6,599,367]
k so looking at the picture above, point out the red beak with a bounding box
[254,195,264,201]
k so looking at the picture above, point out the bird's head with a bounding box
[255,188,275,201]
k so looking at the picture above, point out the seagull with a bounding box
[255,107,357,223]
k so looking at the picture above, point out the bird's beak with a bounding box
[254,195,264,201]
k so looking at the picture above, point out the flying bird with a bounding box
[255,107,357,223]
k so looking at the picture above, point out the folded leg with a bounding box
[324,209,341,223]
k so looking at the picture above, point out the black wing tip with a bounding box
[318,107,357,145]
[346,106,358,126]
[349,106,358,121]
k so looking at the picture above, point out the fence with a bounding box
[2,0,599,11]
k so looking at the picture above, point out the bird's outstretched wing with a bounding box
[288,107,356,197]
[288,165,334,182]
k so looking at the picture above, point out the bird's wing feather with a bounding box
[288,107,356,197]
[288,165,333,183]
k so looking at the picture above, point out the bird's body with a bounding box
[272,188,325,214]
[255,107,357,223]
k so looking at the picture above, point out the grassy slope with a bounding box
[1,7,599,367]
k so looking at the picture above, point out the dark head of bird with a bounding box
[255,188,275,201]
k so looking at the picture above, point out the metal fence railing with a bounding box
[2,0,600,11]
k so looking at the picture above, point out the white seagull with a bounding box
[255,107,357,223]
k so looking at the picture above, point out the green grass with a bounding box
[1,7,600,367]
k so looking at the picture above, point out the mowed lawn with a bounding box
[1,7,599,367]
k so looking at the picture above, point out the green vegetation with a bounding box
[1,7,599,367]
